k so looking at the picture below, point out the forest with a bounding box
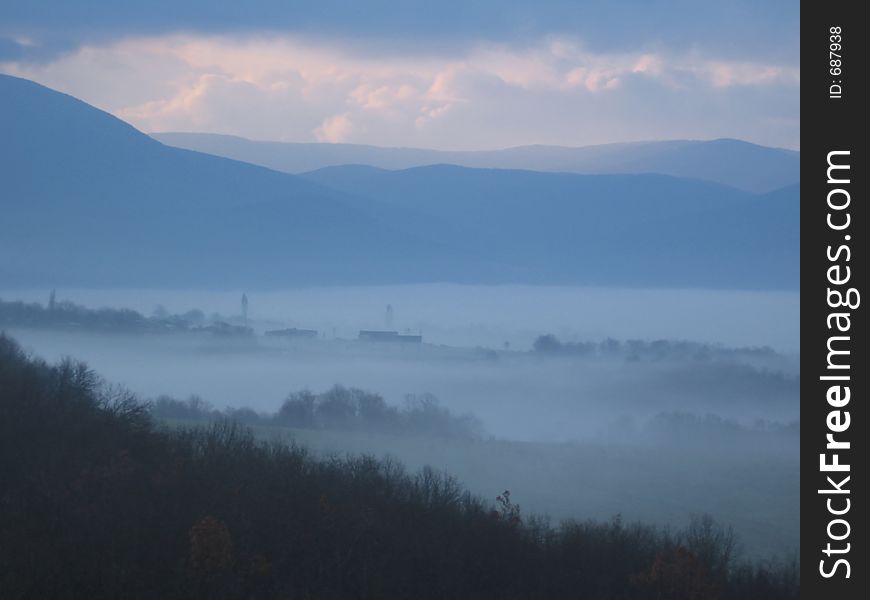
[0,333,798,599]
[152,388,484,439]
[0,296,246,336]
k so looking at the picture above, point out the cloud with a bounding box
[632,54,663,76]
[315,113,354,142]
[702,62,799,88]
[0,33,800,149]
[0,1,800,65]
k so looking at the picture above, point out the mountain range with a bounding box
[1,74,798,289]
[153,132,799,194]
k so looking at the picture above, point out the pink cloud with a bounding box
[0,33,800,149]
[703,62,799,88]
[315,113,354,142]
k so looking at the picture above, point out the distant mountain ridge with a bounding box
[1,74,798,289]
[153,132,799,194]
[302,164,799,289]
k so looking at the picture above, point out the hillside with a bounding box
[0,75,474,287]
[302,165,800,289]
[0,333,800,599]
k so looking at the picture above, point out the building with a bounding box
[265,327,318,340]
[197,321,254,337]
[358,330,422,344]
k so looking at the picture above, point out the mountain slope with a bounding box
[153,132,799,194]
[0,75,481,287]
[301,164,800,289]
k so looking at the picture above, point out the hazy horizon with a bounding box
[149,131,798,153]
[1,284,800,352]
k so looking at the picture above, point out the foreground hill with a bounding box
[154,132,799,194]
[0,333,799,599]
[1,74,797,289]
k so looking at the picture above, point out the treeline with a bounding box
[152,388,484,439]
[0,296,154,332]
[601,411,799,449]
[644,412,798,441]
[0,297,250,336]
[533,334,777,361]
[0,334,798,599]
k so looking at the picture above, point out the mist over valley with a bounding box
[0,46,800,597]
[1,285,799,560]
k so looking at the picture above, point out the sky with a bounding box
[0,1,799,150]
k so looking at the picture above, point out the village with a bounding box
[0,292,425,345]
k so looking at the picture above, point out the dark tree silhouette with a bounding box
[0,333,799,600]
